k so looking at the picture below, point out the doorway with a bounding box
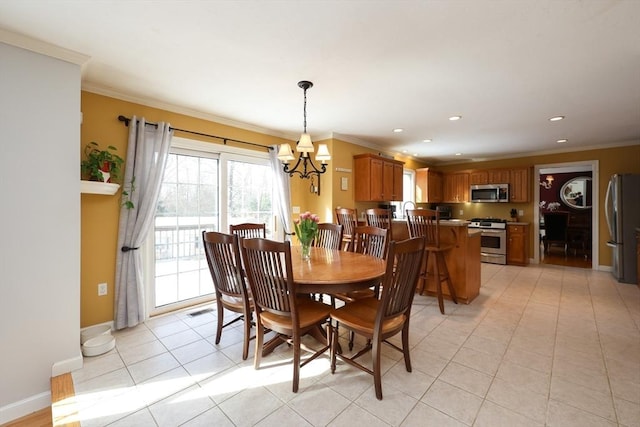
[533,161,599,269]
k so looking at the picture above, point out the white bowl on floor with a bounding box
[82,334,116,357]
[80,324,112,344]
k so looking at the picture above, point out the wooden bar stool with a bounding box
[406,209,458,314]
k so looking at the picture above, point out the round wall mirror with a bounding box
[560,176,592,209]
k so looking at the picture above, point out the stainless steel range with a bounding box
[468,218,507,265]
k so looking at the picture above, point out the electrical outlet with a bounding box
[98,282,108,296]
[292,206,300,214]
[518,210,524,216]
[459,209,464,216]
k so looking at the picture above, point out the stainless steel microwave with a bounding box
[470,184,509,203]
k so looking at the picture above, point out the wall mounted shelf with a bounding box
[81,180,120,195]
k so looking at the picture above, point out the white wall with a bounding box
[0,42,82,423]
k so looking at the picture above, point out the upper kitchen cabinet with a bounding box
[488,169,511,184]
[443,172,469,203]
[416,168,443,203]
[469,171,488,185]
[509,167,531,203]
[354,153,404,201]
[470,169,511,185]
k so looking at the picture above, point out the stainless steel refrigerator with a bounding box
[605,174,640,284]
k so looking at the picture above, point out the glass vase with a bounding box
[301,241,311,260]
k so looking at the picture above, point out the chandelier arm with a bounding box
[281,153,326,179]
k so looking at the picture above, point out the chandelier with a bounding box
[277,80,330,179]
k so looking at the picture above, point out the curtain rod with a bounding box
[117,115,273,151]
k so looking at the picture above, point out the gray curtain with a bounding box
[269,146,293,241]
[114,117,173,330]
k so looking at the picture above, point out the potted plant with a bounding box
[81,142,124,183]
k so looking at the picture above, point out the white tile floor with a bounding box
[68,264,640,426]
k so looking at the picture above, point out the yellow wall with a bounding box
[81,90,639,328]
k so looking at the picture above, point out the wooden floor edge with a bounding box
[51,373,80,427]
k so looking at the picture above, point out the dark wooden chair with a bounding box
[229,223,266,239]
[330,236,426,400]
[333,226,389,303]
[332,225,389,348]
[543,212,569,255]
[335,208,358,251]
[202,231,254,360]
[406,209,458,314]
[239,238,332,393]
[313,223,344,250]
[364,208,393,240]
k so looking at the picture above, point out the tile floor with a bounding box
[67,264,640,426]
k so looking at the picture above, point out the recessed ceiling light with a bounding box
[422,139,432,143]
[449,116,462,121]
[557,139,568,143]
[413,153,418,157]
[402,149,408,153]
[455,152,462,156]
[549,116,565,121]
[392,128,403,133]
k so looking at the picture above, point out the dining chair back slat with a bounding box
[230,223,266,239]
[313,223,344,250]
[335,208,358,250]
[351,225,389,259]
[364,208,393,240]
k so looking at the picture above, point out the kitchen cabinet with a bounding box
[469,171,488,185]
[488,169,510,184]
[415,168,443,203]
[470,169,511,185]
[507,223,529,265]
[354,153,404,201]
[509,167,530,203]
[443,172,469,203]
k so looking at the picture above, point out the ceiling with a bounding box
[1,0,639,164]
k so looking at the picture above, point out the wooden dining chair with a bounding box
[332,225,389,348]
[229,222,266,239]
[313,223,344,250]
[330,236,426,400]
[335,207,358,251]
[364,208,393,240]
[239,237,332,393]
[405,209,458,314]
[202,231,254,360]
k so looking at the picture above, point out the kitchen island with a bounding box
[392,219,481,304]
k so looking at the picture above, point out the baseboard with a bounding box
[52,352,84,377]
[0,391,51,425]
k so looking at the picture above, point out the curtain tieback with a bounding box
[121,246,140,252]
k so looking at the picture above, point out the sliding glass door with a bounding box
[145,140,274,315]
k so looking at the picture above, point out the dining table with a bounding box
[261,245,387,356]
[290,246,387,293]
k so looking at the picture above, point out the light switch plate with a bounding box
[341,177,348,191]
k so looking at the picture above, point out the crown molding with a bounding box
[0,28,89,65]
[432,139,640,166]
[82,82,296,141]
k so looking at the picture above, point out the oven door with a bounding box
[479,229,506,254]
